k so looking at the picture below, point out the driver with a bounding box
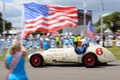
[74,39,89,55]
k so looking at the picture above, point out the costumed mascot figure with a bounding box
[69,36,74,47]
[22,38,28,48]
[68,32,74,47]
[28,34,34,54]
[50,36,56,48]
[7,36,12,48]
[43,35,50,50]
[0,37,3,56]
[63,36,69,48]
[35,34,41,51]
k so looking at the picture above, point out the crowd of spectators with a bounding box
[0,31,120,52]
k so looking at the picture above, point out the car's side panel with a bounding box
[86,47,105,62]
[28,43,115,67]
[86,44,115,63]
[41,48,81,64]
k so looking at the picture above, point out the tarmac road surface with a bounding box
[0,60,120,80]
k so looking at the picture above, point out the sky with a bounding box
[0,0,120,28]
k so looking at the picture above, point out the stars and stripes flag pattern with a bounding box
[87,21,96,41]
[50,31,59,37]
[22,2,78,38]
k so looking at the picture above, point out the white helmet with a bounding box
[8,36,12,39]
[80,39,88,45]
[37,34,40,38]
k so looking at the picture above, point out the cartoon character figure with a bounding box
[63,37,69,48]
[50,37,56,48]
[43,37,50,50]
[0,39,3,56]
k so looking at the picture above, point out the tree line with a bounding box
[0,12,12,34]
[94,11,120,33]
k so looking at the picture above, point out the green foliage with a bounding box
[0,12,12,33]
[94,11,120,33]
[0,50,6,61]
[106,47,120,60]
[94,18,101,27]
[0,12,2,18]
[103,12,120,32]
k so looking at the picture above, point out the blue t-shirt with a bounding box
[28,40,34,47]
[0,41,2,47]
[36,39,40,46]
[43,40,50,50]
[50,39,56,48]
[63,39,69,45]
[23,39,28,47]
[6,54,28,80]
[69,38,74,45]
[7,39,12,47]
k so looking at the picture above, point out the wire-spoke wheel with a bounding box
[82,52,98,68]
[30,54,44,67]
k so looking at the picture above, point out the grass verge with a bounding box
[106,47,120,60]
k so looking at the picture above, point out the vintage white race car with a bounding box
[28,43,116,68]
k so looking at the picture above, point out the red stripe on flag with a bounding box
[22,3,78,38]
[87,21,96,41]
[25,17,78,28]
[24,23,76,35]
[50,31,59,37]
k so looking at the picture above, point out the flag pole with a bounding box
[100,0,104,41]
[83,1,87,33]
[2,0,5,38]
[21,4,25,40]
[1,0,6,53]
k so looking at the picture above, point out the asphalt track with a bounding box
[0,60,120,80]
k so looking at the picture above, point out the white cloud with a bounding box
[0,0,120,28]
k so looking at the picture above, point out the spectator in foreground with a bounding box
[5,39,29,80]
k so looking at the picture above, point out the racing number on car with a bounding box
[96,48,103,55]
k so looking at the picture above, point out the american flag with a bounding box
[50,31,59,37]
[87,21,96,41]
[22,2,78,38]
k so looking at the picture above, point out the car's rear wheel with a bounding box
[82,52,98,68]
[29,54,44,67]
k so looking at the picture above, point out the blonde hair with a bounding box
[8,39,20,55]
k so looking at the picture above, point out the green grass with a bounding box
[0,50,7,61]
[106,47,120,60]
[0,47,120,60]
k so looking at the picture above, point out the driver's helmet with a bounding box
[80,39,88,46]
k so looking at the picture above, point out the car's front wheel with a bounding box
[82,52,98,68]
[29,54,44,67]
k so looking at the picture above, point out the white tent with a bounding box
[2,30,21,35]
[104,28,113,34]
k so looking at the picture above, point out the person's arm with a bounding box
[74,46,83,55]
[20,44,27,58]
[5,62,10,70]
[82,44,88,50]
[4,55,10,70]
[81,44,89,54]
